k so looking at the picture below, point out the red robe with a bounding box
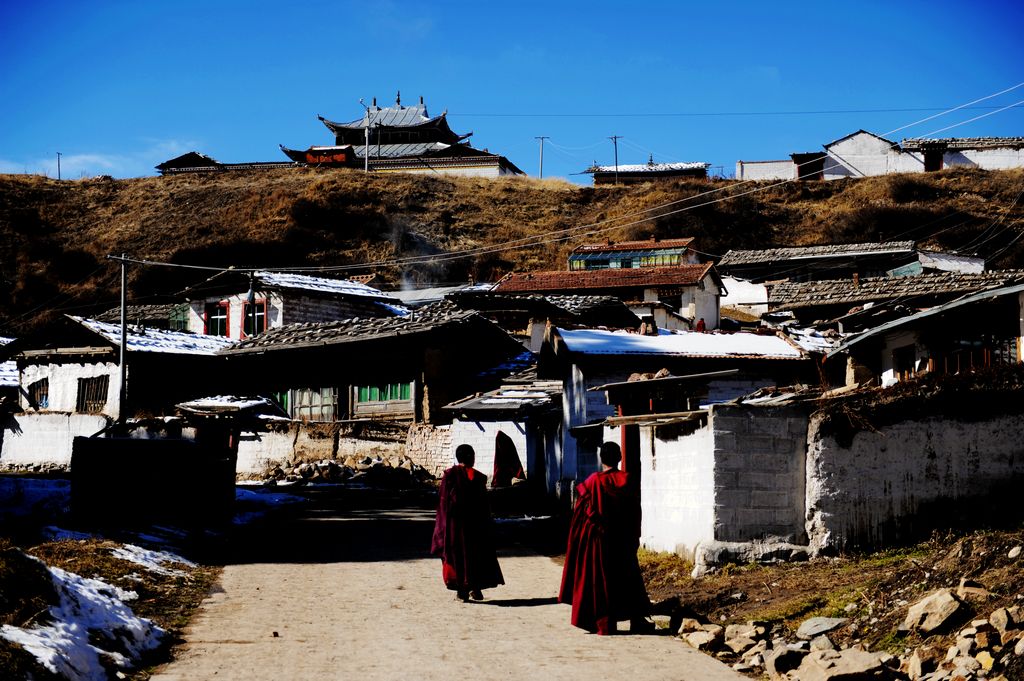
[431,465,504,592]
[558,469,650,634]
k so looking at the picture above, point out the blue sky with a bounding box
[1,1,1022,183]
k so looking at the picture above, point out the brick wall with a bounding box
[710,404,808,543]
[406,423,452,477]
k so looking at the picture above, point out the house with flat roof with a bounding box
[582,157,710,185]
[568,237,700,271]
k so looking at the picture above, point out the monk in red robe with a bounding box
[431,444,504,601]
[559,441,652,635]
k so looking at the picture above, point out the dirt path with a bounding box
[152,489,745,681]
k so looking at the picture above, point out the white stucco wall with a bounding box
[952,148,1024,170]
[720,277,769,316]
[0,413,110,470]
[823,133,915,179]
[236,429,297,476]
[805,412,1024,554]
[637,421,716,558]
[449,419,529,482]
[187,292,283,339]
[736,160,794,181]
[20,362,121,418]
[373,164,510,178]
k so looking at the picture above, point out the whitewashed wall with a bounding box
[0,413,110,470]
[720,277,769,316]
[823,133,920,179]
[954,148,1024,170]
[805,412,1024,553]
[449,419,529,482]
[735,160,794,180]
[680,279,722,330]
[637,421,716,557]
[20,362,121,418]
[374,164,509,178]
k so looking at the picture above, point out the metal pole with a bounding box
[535,136,548,179]
[609,136,621,185]
[360,99,370,173]
[56,152,62,180]
[118,253,128,421]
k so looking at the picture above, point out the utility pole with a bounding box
[359,98,370,173]
[609,136,622,185]
[246,271,257,338]
[534,136,549,179]
[56,152,62,181]
[118,253,128,421]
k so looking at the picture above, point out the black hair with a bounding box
[599,441,622,467]
[455,444,475,465]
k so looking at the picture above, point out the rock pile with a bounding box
[662,591,1024,680]
[263,454,435,488]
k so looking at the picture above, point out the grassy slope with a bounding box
[0,167,1022,335]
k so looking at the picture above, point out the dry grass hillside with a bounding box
[0,166,1022,335]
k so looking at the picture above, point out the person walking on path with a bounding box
[431,444,504,601]
[559,441,652,635]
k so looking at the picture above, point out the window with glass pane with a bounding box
[28,379,49,409]
[354,381,413,403]
[243,300,267,337]
[169,303,190,331]
[204,302,229,336]
[290,387,337,422]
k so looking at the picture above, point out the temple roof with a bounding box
[318,93,465,143]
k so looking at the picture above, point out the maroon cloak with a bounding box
[558,469,650,634]
[431,465,504,592]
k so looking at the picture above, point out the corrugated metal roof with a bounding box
[557,328,805,360]
[901,137,1024,151]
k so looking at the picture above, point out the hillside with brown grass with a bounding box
[0,166,1022,335]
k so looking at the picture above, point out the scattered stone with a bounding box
[1008,545,1022,559]
[764,647,807,679]
[725,622,765,640]
[975,629,997,650]
[797,616,848,640]
[743,640,769,660]
[957,577,994,600]
[796,648,886,681]
[677,617,703,633]
[990,607,1017,634]
[904,588,964,635]
[905,645,942,679]
[810,634,835,652]
[975,650,995,671]
[1015,636,1024,656]
[682,630,720,650]
[725,636,757,654]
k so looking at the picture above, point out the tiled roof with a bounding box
[0,361,16,388]
[321,102,437,130]
[901,137,1024,151]
[494,264,714,293]
[769,271,1024,310]
[444,380,562,415]
[719,241,916,267]
[571,238,694,254]
[94,304,177,324]
[223,302,481,354]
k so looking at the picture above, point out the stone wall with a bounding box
[805,411,1024,553]
[405,423,452,477]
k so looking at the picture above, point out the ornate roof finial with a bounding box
[419,95,424,105]
[648,154,655,166]
[372,96,377,107]
[396,90,401,106]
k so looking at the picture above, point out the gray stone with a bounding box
[906,645,943,680]
[904,589,964,635]
[795,648,886,681]
[1008,545,1022,559]
[810,634,835,651]
[796,616,848,640]
[989,607,1015,634]
[682,630,720,651]
[1016,636,1024,656]
[725,635,756,654]
[677,617,703,633]
[743,640,769,660]
[764,647,807,680]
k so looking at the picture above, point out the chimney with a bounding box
[853,273,860,288]
[372,97,377,107]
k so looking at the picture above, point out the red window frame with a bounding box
[242,299,268,338]
[204,301,230,337]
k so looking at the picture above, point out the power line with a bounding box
[449,103,1024,119]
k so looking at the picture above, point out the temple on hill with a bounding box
[280,92,524,177]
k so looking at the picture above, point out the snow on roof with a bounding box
[176,395,276,412]
[557,328,805,359]
[0,336,14,345]
[71,317,236,355]
[589,161,710,173]
[376,301,411,317]
[255,271,397,301]
[918,251,985,274]
[0,360,16,388]
[782,327,838,354]
[0,561,165,680]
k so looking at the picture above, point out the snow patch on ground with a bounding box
[0,560,165,681]
[110,544,196,578]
